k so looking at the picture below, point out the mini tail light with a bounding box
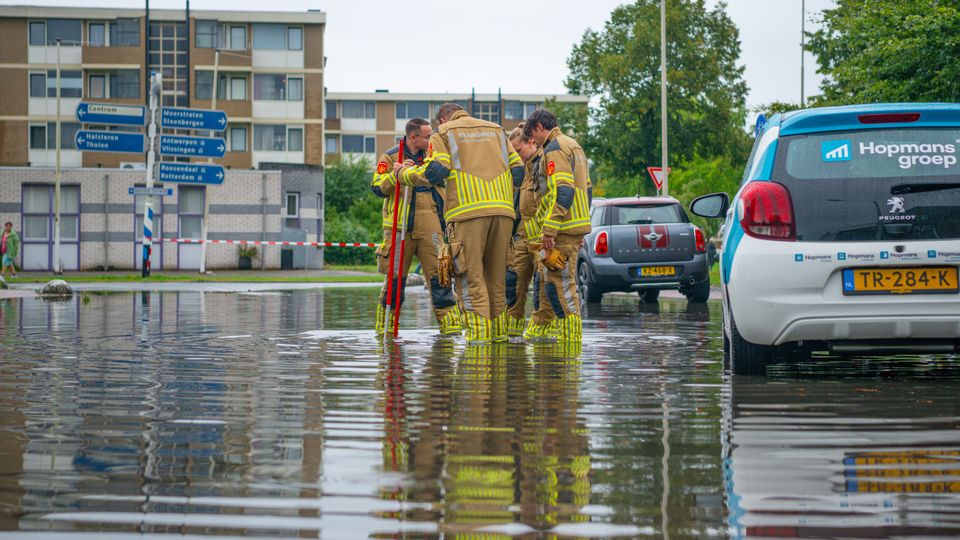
[694,227,706,253]
[737,182,796,241]
[594,230,609,255]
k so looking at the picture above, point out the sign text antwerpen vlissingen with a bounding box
[158,163,225,185]
[159,134,226,158]
[75,130,146,154]
[75,102,147,126]
[159,107,227,131]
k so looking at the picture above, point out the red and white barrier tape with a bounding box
[146,238,377,248]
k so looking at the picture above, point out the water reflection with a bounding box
[0,288,955,537]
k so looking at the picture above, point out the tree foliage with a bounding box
[566,0,750,195]
[807,0,960,105]
[668,155,742,239]
[324,158,382,265]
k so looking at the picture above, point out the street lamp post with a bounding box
[660,0,669,196]
[800,0,806,107]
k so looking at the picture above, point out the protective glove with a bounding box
[437,243,453,289]
[541,248,568,271]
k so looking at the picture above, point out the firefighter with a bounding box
[505,124,543,337]
[399,103,525,344]
[372,118,461,336]
[522,109,592,343]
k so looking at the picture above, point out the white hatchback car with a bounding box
[691,103,960,374]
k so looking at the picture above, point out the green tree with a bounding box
[323,158,382,265]
[668,155,742,239]
[808,0,960,105]
[566,0,750,195]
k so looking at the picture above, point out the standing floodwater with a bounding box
[0,288,958,538]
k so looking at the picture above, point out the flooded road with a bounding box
[0,287,958,539]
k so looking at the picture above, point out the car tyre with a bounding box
[685,279,711,304]
[638,289,660,303]
[578,262,603,304]
[729,317,774,375]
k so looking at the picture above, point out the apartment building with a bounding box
[324,91,589,163]
[0,5,325,271]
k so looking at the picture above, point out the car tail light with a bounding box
[738,182,796,241]
[858,113,920,124]
[594,230,609,255]
[694,227,706,253]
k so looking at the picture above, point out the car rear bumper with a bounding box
[588,252,709,292]
[726,239,960,346]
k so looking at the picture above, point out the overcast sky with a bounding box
[7,0,835,109]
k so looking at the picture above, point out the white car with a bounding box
[691,103,960,374]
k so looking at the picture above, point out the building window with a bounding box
[396,101,429,120]
[29,72,46,98]
[88,22,106,47]
[325,135,337,153]
[46,70,82,98]
[178,186,204,239]
[284,192,299,217]
[23,185,51,242]
[195,20,219,48]
[195,71,213,99]
[29,21,45,46]
[326,100,337,119]
[44,19,82,46]
[148,21,187,107]
[288,127,303,152]
[341,135,364,153]
[287,26,303,51]
[365,137,375,154]
[341,101,375,119]
[109,18,139,47]
[109,70,140,99]
[59,186,80,241]
[254,125,286,151]
[29,125,46,149]
[229,25,246,50]
[230,77,246,100]
[475,101,500,122]
[252,23,285,50]
[230,126,247,152]
[45,122,79,150]
[287,77,303,101]
[88,74,106,98]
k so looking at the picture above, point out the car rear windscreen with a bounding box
[614,204,686,225]
[774,128,960,241]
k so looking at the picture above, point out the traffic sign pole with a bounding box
[142,73,160,278]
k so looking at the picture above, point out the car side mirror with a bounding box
[689,192,730,219]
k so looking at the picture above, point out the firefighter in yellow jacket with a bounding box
[522,109,592,342]
[371,118,461,335]
[400,104,524,344]
[505,124,543,336]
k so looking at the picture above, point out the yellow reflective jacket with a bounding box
[518,148,545,238]
[371,144,442,230]
[401,110,524,224]
[534,127,592,238]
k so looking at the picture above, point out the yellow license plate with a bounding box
[641,266,676,277]
[842,267,959,295]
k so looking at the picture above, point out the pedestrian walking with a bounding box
[522,109,592,343]
[400,103,524,344]
[371,118,462,336]
[1,222,19,280]
[505,124,543,337]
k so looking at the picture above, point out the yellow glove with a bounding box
[437,243,453,289]
[541,248,567,271]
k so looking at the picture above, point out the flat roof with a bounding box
[327,91,589,103]
[0,5,325,24]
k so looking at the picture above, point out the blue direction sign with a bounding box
[75,130,145,154]
[128,187,173,196]
[158,135,226,158]
[160,107,227,130]
[158,163,225,185]
[75,102,146,126]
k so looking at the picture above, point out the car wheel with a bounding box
[729,317,774,375]
[638,289,660,303]
[578,262,603,304]
[685,279,711,303]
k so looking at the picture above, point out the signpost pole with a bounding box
[199,50,219,274]
[53,38,62,274]
[142,73,160,277]
[660,0,669,197]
